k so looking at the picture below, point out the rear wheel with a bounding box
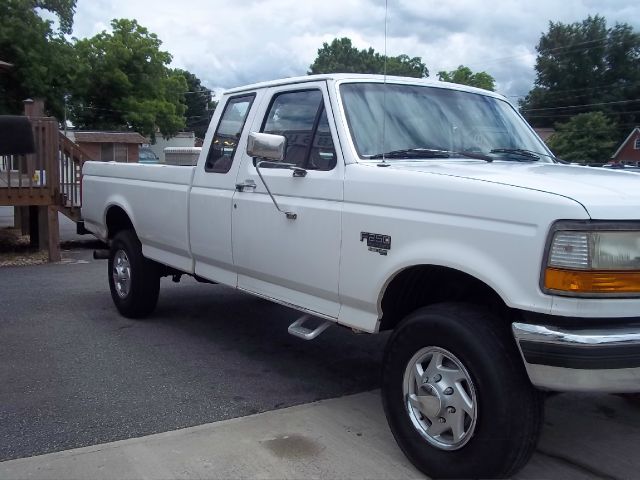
[382,303,543,479]
[108,230,160,318]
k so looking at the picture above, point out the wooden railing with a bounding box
[58,132,92,219]
[0,118,93,220]
[0,117,59,206]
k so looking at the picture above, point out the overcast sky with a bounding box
[67,0,640,100]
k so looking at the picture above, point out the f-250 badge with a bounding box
[361,232,391,256]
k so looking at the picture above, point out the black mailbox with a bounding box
[0,116,35,155]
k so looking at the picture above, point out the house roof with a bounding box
[611,127,640,158]
[68,131,147,144]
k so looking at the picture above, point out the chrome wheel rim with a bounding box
[112,250,131,299]
[403,346,478,450]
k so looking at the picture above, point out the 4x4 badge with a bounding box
[360,232,391,256]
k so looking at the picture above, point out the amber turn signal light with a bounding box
[545,268,640,294]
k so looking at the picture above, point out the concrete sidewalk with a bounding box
[1,391,638,479]
[0,391,419,479]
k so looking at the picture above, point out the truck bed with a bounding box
[82,162,196,273]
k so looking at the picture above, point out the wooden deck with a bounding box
[0,171,54,206]
[1,118,90,213]
[1,110,94,260]
[0,117,58,207]
[1,172,41,187]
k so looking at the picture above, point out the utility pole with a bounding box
[63,94,69,138]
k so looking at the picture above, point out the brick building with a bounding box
[533,127,555,143]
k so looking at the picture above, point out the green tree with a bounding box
[0,0,76,118]
[520,15,640,133]
[546,112,618,162]
[176,69,215,139]
[437,65,495,91]
[33,0,77,34]
[71,19,187,139]
[308,37,428,78]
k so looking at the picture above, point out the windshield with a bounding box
[339,82,553,162]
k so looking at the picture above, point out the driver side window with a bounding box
[261,90,336,171]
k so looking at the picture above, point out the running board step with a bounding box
[288,315,332,340]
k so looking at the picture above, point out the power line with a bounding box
[540,127,637,133]
[522,99,640,112]
[507,80,640,99]
[183,90,213,95]
[537,36,612,54]
[527,113,640,120]
[437,34,615,72]
[72,104,214,116]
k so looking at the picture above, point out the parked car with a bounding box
[138,146,159,164]
[603,162,640,172]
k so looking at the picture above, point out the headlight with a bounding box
[543,222,640,297]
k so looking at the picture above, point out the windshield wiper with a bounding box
[490,148,569,163]
[489,148,541,161]
[368,148,492,162]
[368,148,450,159]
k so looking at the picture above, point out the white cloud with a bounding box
[70,0,640,97]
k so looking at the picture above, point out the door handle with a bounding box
[235,180,257,192]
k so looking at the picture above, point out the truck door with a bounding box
[190,93,259,286]
[232,82,343,318]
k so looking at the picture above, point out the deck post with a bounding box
[19,207,30,235]
[23,99,44,117]
[14,206,23,229]
[37,205,60,262]
[28,205,39,247]
[21,98,61,262]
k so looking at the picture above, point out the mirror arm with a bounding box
[255,160,298,220]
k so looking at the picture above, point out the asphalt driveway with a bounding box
[0,250,386,461]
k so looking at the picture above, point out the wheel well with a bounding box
[378,265,509,331]
[105,206,134,239]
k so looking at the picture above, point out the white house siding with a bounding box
[147,132,196,163]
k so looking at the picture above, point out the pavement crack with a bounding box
[535,447,621,480]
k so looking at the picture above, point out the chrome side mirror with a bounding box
[246,132,286,161]
[245,132,304,220]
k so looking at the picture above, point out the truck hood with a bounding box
[381,161,640,220]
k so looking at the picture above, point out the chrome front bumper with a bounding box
[512,322,640,393]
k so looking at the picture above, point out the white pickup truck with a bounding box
[82,74,640,479]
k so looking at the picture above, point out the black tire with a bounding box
[382,303,543,479]
[108,230,160,318]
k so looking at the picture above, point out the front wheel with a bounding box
[108,230,160,318]
[382,303,543,479]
